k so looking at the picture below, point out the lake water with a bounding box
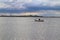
[0,17,60,40]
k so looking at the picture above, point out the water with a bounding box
[0,17,60,40]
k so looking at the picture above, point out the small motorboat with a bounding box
[34,19,44,22]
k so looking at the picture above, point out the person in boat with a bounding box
[38,19,40,21]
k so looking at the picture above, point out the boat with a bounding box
[34,19,44,22]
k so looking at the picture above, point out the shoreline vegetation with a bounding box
[0,15,60,18]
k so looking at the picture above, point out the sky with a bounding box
[0,0,60,15]
[0,0,60,8]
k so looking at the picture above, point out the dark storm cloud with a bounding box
[0,5,60,13]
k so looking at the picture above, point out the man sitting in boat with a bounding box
[39,19,40,21]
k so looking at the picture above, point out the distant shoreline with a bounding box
[0,16,60,18]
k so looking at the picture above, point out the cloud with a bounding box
[41,10,60,16]
[0,0,60,13]
[0,0,60,8]
[0,3,11,8]
[0,0,33,9]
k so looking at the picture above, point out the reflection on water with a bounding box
[0,17,60,40]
